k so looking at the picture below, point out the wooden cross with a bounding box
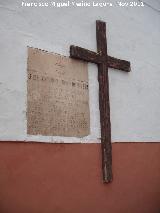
[70,20,131,183]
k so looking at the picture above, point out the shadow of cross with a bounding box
[70,20,131,183]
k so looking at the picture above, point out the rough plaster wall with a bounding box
[0,0,160,142]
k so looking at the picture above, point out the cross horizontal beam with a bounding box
[70,45,130,72]
[70,45,101,64]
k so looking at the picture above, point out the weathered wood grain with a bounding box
[70,20,131,183]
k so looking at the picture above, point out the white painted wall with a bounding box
[0,0,160,142]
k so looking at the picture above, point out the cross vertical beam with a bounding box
[70,20,131,183]
[96,21,112,182]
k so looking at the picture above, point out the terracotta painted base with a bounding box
[0,142,159,213]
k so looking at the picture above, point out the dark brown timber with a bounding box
[70,46,130,72]
[70,20,131,183]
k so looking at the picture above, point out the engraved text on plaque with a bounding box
[27,47,90,137]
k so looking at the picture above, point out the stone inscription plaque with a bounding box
[27,47,90,137]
